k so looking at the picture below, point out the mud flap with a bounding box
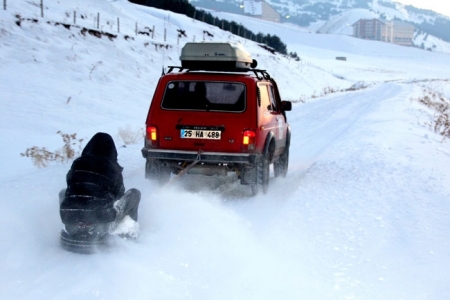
[240,164,257,185]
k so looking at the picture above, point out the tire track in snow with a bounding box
[290,83,402,161]
[282,82,403,192]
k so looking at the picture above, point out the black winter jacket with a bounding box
[60,133,125,224]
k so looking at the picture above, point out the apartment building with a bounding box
[352,18,415,46]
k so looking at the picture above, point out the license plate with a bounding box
[180,129,221,139]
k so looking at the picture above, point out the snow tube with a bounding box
[60,230,110,254]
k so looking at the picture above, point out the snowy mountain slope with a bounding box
[206,8,450,69]
[260,0,450,21]
[309,9,377,35]
[308,6,450,54]
[195,0,450,53]
[1,0,450,299]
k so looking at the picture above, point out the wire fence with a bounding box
[3,0,219,45]
[4,0,279,48]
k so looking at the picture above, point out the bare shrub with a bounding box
[21,131,84,168]
[413,85,450,142]
[57,131,84,161]
[434,113,450,142]
[118,126,144,145]
[346,81,369,91]
[20,147,64,168]
[322,86,339,95]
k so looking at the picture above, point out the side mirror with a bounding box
[281,101,292,111]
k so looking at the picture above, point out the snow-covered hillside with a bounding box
[310,9,377,35]
[196,0,450,54]
[1,0,450,299]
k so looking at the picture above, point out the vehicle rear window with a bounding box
[161,81,246,112]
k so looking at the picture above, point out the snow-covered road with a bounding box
[126,82,450,298]
[5,81,449,299]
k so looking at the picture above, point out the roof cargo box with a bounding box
[180,41,256,71]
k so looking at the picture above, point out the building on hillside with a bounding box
[381,20,415,46]
[352,19,415,46]
[352,18,385,40]
[242,0,281,23]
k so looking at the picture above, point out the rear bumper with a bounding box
[141,148,260,164]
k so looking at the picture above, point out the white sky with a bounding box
[395,0,450,17]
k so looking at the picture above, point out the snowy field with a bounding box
[1,0,450,299]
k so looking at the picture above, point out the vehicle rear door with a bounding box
[155,79,251,153]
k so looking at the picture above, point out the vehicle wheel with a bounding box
[256,149,270,194]
[274,146,289,178]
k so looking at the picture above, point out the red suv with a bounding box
[141,42,292,194]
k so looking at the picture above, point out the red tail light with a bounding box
[242,130,256,150]
[146,126,158,147]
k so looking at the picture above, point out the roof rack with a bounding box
[165,66,271,80]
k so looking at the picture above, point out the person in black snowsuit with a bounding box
[59,132,140,238]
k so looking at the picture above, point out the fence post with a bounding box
[3,0,6,11]
[164,28,166,42]
[117,17,120,33]
[135,22,137,36]
[73,11,76,24]
[97,12,100,29]
[40,0,43,17]
[152,25,155,39]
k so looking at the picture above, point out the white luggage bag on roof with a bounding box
[180,41,257,71]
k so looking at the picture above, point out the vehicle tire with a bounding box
[255,148,270,194]
[274,146,289,178]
